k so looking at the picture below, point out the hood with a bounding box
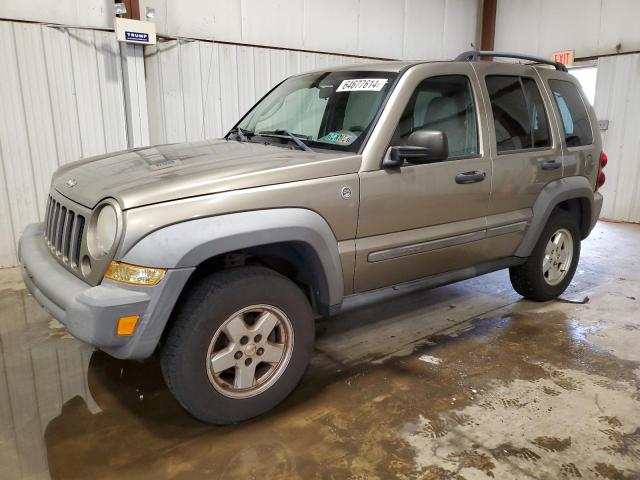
[52,139,361,209]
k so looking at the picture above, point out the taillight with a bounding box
[600,152,608,168]
[596,152,608,190]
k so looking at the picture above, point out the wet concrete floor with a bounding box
[0,221,639,479]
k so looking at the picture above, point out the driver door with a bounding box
[354,71,497,292]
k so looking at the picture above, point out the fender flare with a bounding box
[121,208,345,308]
[514,176,595,257]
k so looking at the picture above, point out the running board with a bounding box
[328,257,525,316]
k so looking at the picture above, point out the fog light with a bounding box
[105,261,166,286]
[117,315,139,336]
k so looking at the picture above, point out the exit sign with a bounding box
[552,50,575,66]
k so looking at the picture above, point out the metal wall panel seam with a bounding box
[105,32,128,150]
[199,41,223,139]
[13,23,59,219]
[150,43,167,144]
[199,41,209,139]
[0,22,40,247]
[607,57,629,219]
[94,29,110,151]
[68,28,104,156]
[157,41,170,143]
[11,25,41,218]
[10,22,41,222]
[65,26,85,159]
[135,44,151,146]
[156,42,168,143]
[39,25,62,170]
[183,40,205,142]
[90,29,110,154]
[178,40,188,142]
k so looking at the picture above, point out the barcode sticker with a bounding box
[336,78,388,92]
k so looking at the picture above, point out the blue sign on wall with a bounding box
[125,31,150,42]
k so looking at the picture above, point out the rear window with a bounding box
[548,79,593,147]
[486,76,551,153]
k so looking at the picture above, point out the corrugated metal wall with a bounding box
[2,0,480,61]
[0,20,128,268]
[494,0,640,58]
[594,53,640,223]
[144,39,372,144]
[139,0,479,61]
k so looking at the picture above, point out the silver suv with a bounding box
[19,51,606,424]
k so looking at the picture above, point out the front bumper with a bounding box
[19,223,193,359]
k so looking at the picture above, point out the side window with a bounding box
[392,75,478,158]
[522,78,551,148]
[548,79,593,147]
[486,75,551,153]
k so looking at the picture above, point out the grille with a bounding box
[43,195,85,269]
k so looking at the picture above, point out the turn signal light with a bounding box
[597,171,606,189]
[105,261,166,286]
[117,315,140,336]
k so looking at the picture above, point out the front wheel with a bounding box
[160,266,314,424]
[509,209,581,301]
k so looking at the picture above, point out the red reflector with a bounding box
[600,152,608,168]
[597,171,606,188]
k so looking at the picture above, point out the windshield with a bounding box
[234,71,398,152]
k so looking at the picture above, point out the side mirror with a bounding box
[383,129,449,168]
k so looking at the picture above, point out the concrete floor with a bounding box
[0,221,639,480]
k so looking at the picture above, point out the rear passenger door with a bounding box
[475,64,563,257]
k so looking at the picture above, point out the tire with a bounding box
[160,266,314,424]
[509,209,581,302]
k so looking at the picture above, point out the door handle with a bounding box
[455,170,486,184]
[541,160,561,171]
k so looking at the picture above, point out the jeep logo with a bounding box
[65,178,78,188]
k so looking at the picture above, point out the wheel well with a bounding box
[555,197,591,239]
[185,241,330,316]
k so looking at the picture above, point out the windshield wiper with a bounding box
[258,129,314,153]
[227,127,249,143]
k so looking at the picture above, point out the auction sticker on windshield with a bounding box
[337,79,388,92]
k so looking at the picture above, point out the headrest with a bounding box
[424,96,459,125]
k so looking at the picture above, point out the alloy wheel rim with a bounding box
[542,228,574,286]
[206,304,294,399]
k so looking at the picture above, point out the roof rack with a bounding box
[455,50,568,72]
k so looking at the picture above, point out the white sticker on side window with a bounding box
[336,78,388,92]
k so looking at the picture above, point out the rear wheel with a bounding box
[161,266,314,424]
[509,209,581,301]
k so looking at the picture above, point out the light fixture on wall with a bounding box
[114,3,127,17]
[145,7,156,20]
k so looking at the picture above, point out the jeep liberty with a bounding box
[19,51,606,424]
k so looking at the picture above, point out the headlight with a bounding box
[88,202,119,258]
[105,261,166,286]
